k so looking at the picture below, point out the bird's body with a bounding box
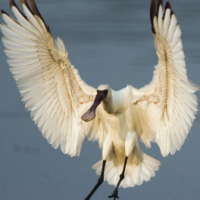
[90,86,160,188]
[97,87,137,164]
[1,0,199,199]
[100,88,132,163]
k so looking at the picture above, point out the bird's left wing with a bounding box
[131,0,199,157]
[0,0,103,156]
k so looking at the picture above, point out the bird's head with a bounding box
[81,85,111,122]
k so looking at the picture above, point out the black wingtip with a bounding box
[29,0,42,17]
[150,0,175,34]
[9,0,16,9]
[18,0,51,33]
[157,0,163,16]
[1,10,9,15]
[10,0,27,19]
[150,0,156,34]
[150,0,156,26]
[150,0,164,23]
[29,0,51,33]
[151,0,161,34]
[165,1,174,15]
[165,1,172,10]
[19,0,34,14]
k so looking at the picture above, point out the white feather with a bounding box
[131,2,198,157]
[0,0,198,191]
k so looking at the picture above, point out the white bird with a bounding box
[0,0,199,199]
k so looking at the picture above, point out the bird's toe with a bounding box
[108,192,119,199]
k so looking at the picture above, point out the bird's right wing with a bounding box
[0,0,106,156]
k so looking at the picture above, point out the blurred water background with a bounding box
[0,0,200,200]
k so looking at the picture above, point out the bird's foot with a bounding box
[108,190,119,200]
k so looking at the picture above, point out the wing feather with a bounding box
[132,0,198,157]
[1,0,106,156]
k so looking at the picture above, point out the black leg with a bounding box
[108,157,128,200]
[84,160,106,200]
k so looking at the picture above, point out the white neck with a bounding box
[102,86,132,115]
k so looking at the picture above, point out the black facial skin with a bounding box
[81,89,108,122]
[97,89,108,98]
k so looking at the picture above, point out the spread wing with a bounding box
[131,0,199,157]
[0,0,106,156]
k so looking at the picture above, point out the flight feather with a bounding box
[131,0,198,157]
[1,0,102,156]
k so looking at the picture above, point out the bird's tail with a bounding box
[92,153,160,188]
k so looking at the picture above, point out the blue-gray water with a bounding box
[0,0,200,200]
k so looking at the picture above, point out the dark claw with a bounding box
[108,157,128,200]
[108,192,119,199]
